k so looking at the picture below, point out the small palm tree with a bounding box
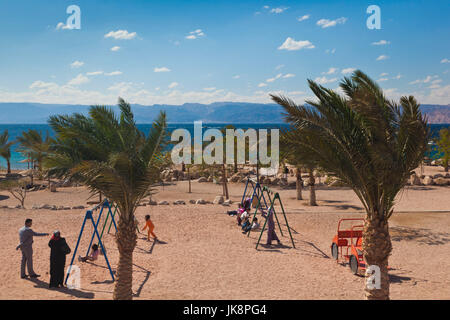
[0,130,14,174]
[16,129,52,174]
[45,98,168,300]
[272,70,428,300]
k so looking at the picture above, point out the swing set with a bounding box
[242,177,295,249]
[65,200,118,284]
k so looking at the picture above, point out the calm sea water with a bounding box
[1,123,448,170]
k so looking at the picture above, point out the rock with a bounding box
[40,204,52,209]
[198,177,207,183]
[158,201,170,205]
[173,200,186,205]
[230,174,241,183]
[50,183,57,192]
[196,199,207,205]
[433,174,444,179]
[31,204,40,210]
[71,205,85,210]
[223,199,232,206]
[5,173,22,178]
[434,177,449,186]
[50,205,57,210]
[148,200,157,206]
[410,174,422,186]
[57,206,65,210]
[222,202,230,207]
[207,176,213,183]
[213,195,224,205]
[189,199,196,204]
[422,176,434,186]
[0,205,8,209]
[63,206,71,210]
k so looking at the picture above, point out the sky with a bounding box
[0,0,449,106]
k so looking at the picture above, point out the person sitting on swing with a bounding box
[263,207,281,246]
[226,203,244,217]
[238,209,249,226]
[242,217,259,234]
[78,244,100,262]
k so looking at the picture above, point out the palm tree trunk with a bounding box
[222,164,229,199]
[309,168,317,206]
[7,158,11,174]
[444,160,449,172]
[296,167,303,200]
[187,166,191,193]
[363,215,392,300]
[113,213,138,300]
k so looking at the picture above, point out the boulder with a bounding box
[31,204,40,210]
[196,199,207,205]
[189,199,196,204]
[71,205,85,210]
[230,174,241,183]
[422,176,434,186]
[213,195,224,205]
[434,177,449,186]
[410,174,422,186]
[158,201,170,205]
[198,177,207,183]
[223,199,232,206]
[173,200,186,205]
[57,206,65,210]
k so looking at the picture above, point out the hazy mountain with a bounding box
[0,102,449,124]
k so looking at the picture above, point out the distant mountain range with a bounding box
[0,102,449,124]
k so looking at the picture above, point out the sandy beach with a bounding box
[0,166,449,300]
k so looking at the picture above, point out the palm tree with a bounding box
[0,130,14,174]
[45,98,168,300]
[16,129,52,174]
[272,70,428,300]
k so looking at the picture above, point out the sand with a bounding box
[0,166,449,300]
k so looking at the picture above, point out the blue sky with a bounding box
[0,0,449,105]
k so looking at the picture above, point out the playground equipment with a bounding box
[241,177,269,210]
[243,182,295,249]
[331,218,366,274]
[65,200,118,284]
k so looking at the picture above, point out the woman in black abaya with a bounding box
[48,230,71,288]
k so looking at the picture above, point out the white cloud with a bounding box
[275,64,285,70]
[203,87,216,91]
[282,73,295,78]
[322,67,338,75]
[56,22,71,30]
[232,75,240,79]
[376,55,389,61]
[270,7,288,14]
[380,72,389,77]
[288,91,305,95]
[29,81,58,90]
[441,58,450,64]
[70,60,84,68]
[266,73,283,83]
[154,67,171,73]
[105,71,122,76]
[372,40,390,46]
[342,68,356,74]
[86,71,103,76]
[168,82,179,89]
[297,15,310,22]
[378,78,389,82]
[278,37,314,51]
[392,74,402,80]
[316,17,347,28]
[110,46,121,52]
[185,29,205,40]
[409,75,438,85]
[314,76,338,84]
[325,48,336,54]
[67,74,89,86]
[258,83,268,87]
[104,30,137,40]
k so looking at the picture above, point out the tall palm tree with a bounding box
[45,98,168,300]
[272,70,428,300]
[0,130,14,174]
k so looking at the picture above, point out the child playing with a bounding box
[78,244,100,262]
[242,217,260,234]
[142,214,158,241]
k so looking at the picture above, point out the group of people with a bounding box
[16,214,158,289]
[227,198,281,245]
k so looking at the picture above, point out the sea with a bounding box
[1,123,449,170]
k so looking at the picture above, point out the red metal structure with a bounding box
[331,218,366,274]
